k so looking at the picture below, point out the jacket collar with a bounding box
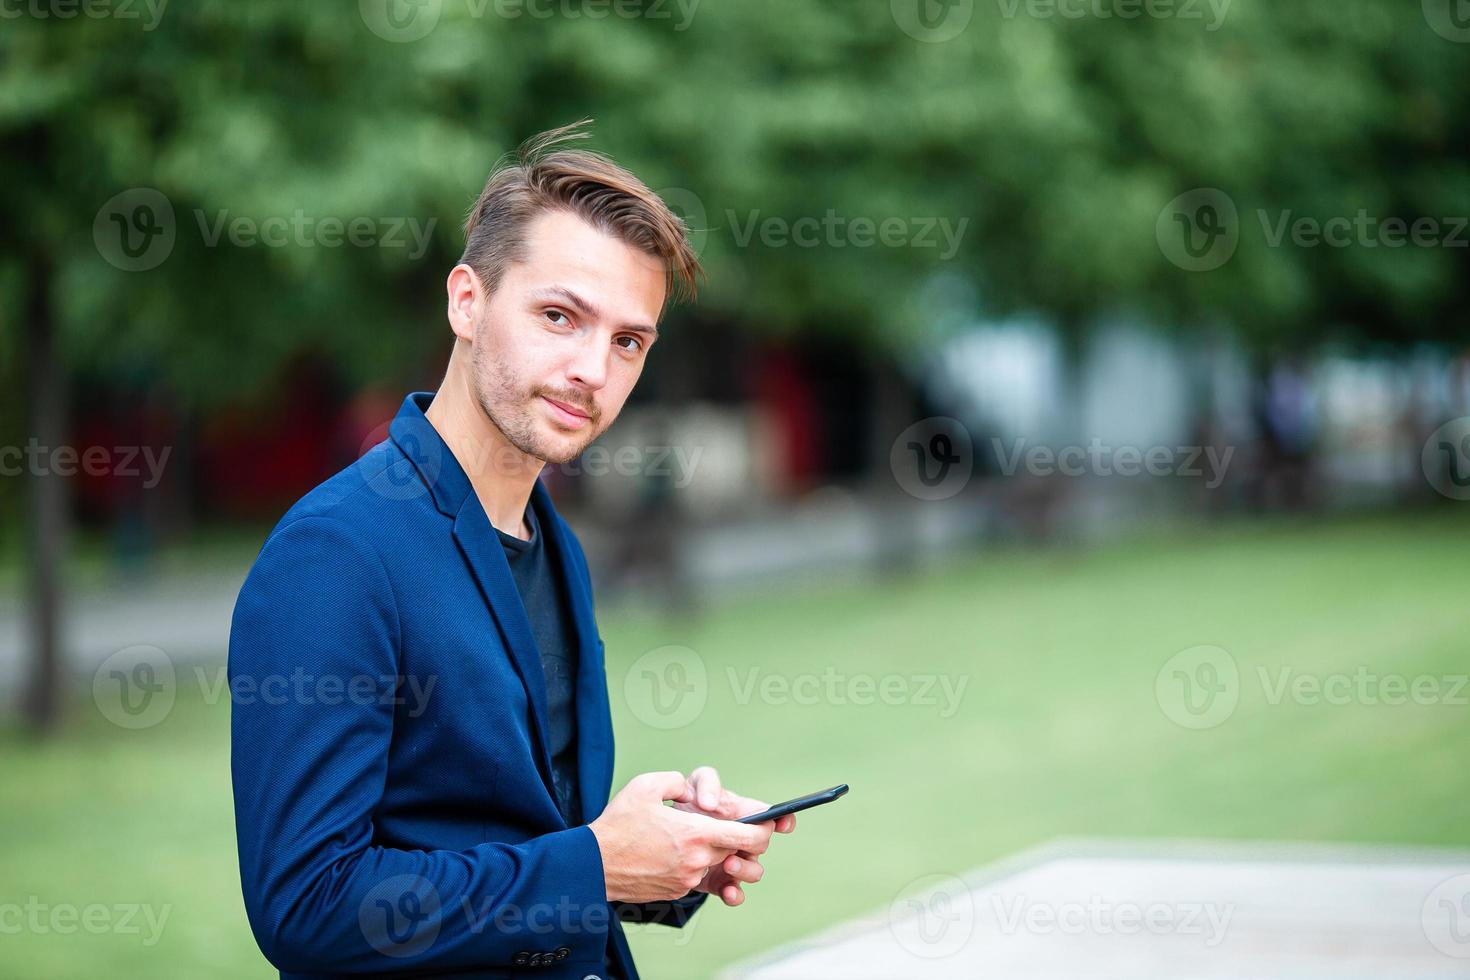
[387,391,474,518]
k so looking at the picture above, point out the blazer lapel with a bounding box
[534,480,615,824]
[452,497,559,811]
[388,392,559,809]
[388,390,612,827]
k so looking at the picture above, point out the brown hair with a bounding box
[459,120,702,312]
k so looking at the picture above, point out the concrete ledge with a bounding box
[720,838,1470,979]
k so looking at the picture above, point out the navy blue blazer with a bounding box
[229,391,704,979]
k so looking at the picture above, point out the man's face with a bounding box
[469,209,666,465]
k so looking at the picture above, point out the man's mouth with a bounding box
[541,395,593,429]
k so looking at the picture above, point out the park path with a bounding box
[720,839,1470,979]
[0,490,992,702]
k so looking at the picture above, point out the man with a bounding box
[229,122,795,980]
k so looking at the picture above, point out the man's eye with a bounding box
[545,309,569,326]
[615,335,643,353]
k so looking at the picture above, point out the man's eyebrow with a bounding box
[530,285,659,338]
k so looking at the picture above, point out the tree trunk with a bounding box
[23,258,66,734]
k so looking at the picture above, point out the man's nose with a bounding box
[564,333,609,391]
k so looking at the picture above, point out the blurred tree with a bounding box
[0,5,499,729]
[1,0,1466,728]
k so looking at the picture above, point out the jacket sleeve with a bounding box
[229,515,608,974]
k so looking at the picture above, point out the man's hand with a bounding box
[671,766,797,907]
[588,771,774,904]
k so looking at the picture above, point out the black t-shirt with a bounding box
[496,498,582,826]
[498,499,630,980]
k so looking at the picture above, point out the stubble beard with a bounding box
[471,321,601,467]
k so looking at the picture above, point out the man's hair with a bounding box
[460,120,702,311]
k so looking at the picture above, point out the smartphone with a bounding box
[735,784,849,824]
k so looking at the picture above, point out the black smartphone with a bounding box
[735,784,849,824]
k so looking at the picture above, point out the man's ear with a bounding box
[446,264,484,342]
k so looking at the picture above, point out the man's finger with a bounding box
[722,854,764,884]
[688,765,723,811]
[723,795,767,821]
[776,813,796,833]
[632,770,690,803]
[708,819,773,854]
[720,883,744,907]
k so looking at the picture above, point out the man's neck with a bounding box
[424,343,543,540]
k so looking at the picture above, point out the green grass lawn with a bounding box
[3,512,1467,978]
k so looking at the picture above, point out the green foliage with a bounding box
[1,0,1466,408]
